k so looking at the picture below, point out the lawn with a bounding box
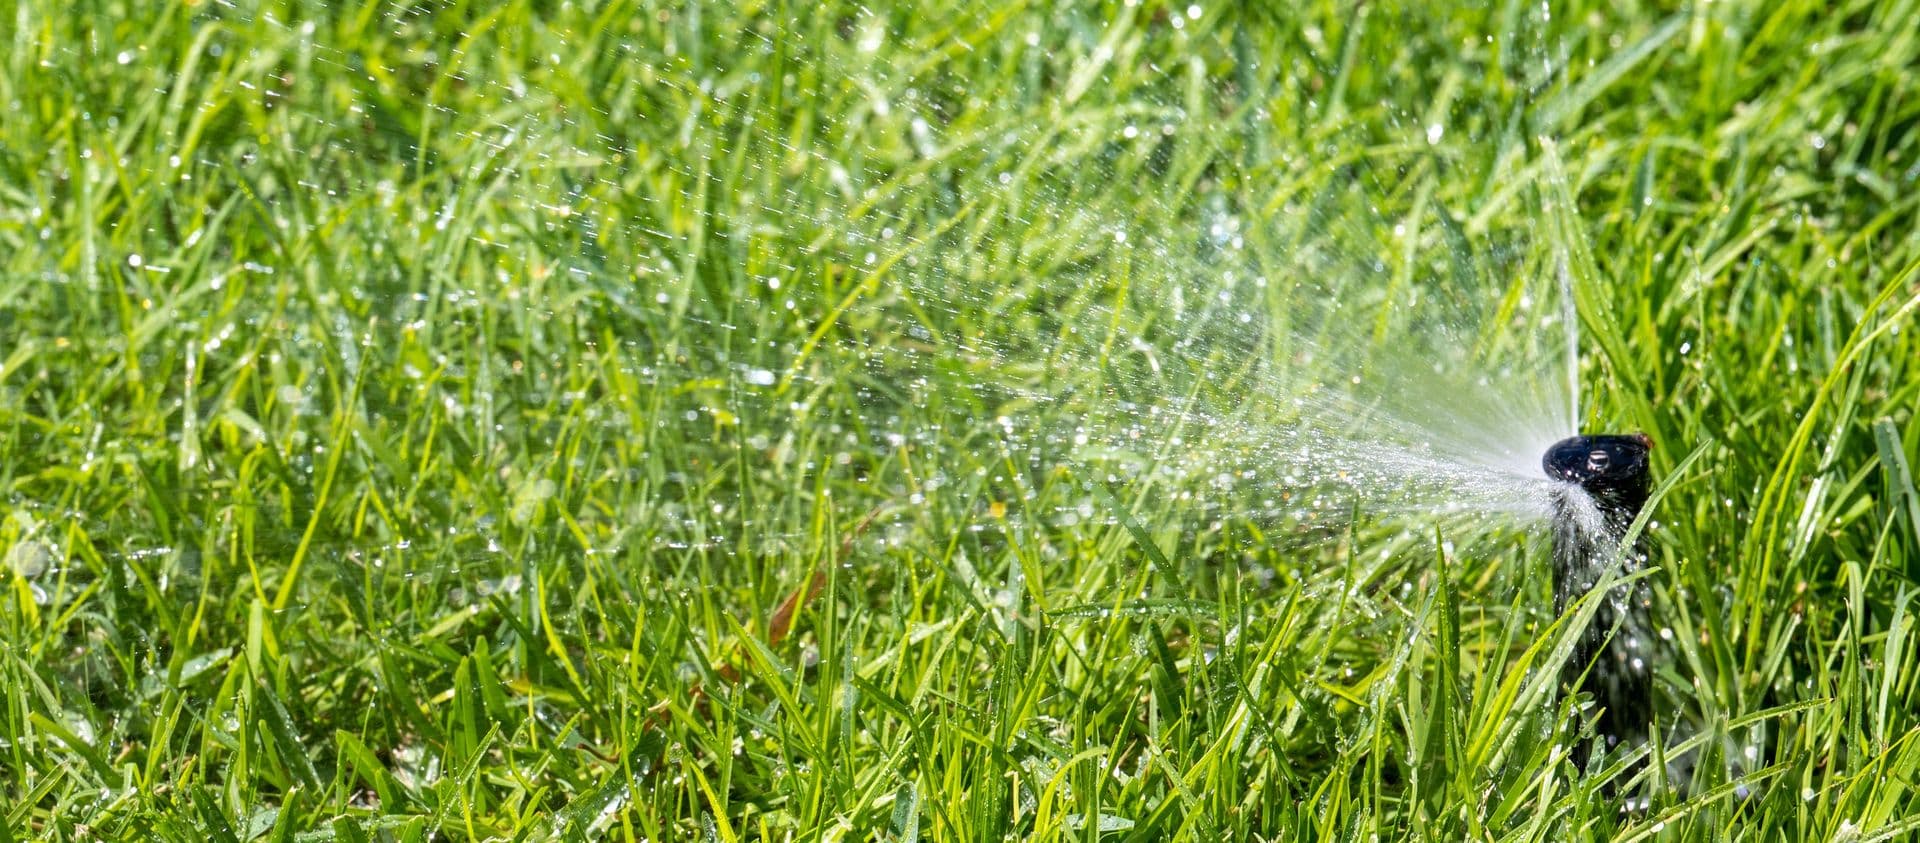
[3,0,1919,839]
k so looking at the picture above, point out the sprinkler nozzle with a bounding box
[1542,433,1654,492]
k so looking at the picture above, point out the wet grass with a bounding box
[2,0,1919,839]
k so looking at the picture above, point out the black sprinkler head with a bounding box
[1542,432,1654,491]
[1543,431,1659,788]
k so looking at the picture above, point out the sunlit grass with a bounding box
[1,0,1918,839]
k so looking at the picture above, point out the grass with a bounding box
[2,0,1919,839]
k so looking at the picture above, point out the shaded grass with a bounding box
[0,0,1918,839]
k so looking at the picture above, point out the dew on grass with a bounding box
[5,539,52,579]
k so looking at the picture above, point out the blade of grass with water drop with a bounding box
[1533,13,1686,133]
[1091,481,1186,593]
[1873,417,1920,553]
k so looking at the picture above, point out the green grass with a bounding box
[2,0,1919,839]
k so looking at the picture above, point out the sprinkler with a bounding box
[1542,432,1655,788]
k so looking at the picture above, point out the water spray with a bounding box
[1541,432,1655,788]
